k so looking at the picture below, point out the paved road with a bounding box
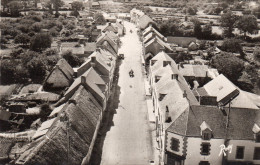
[100,21,154,165]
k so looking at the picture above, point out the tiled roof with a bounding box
[167,105,260,140]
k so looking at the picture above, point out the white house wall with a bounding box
[185,137,224,165]
[227,139,260,164]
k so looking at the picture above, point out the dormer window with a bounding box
[163,61,171,67]
[200,121,212,140]
[203,132,211,140]
[155,76,161,83]
[159,93,166,101]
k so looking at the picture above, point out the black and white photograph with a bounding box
[0,0,260,164]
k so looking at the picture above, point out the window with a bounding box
[202,132,211,140]
[170,137,180,152]
[200,143,211,155]
[236,146,244,159]
[199,161,210,165]
[254,147,260,160]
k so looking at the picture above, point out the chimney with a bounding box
[171,74,178,80]
[164,37,167,42]
[183,90,187,98]
[193,80,199,89]
[91,56,96,67]
[206,71,208,77]
[109,22,111,26]
[177,64,180,70]
[152,32,156,38]
[81,76,86,84]
[165,106,172,123]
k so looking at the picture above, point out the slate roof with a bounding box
[167,105,260,140]
[84,43,96,52]
[150,51,199,127]
[203,74,259,109]
[166,37,197,48]
[16,86,102,164]
[138,15,156,30]
[178,64,209,78]
[204,74,239,104]
[96,33,118,54]
[143,26,164,38]
[143,32,164,44]
[145,37,172,51]
[64,67,106,103]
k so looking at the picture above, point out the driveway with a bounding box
[100,21,154,165]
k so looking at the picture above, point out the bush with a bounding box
[62,50,84,67]
[30,33,52,52]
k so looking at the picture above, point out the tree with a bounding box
[191,18,202,38]
[39,103,52,120]
[236,15,258,38]
[71,1,83,11]
[253,47,260,62]
[94,13,106,25]
[221,38,243,55]
[50,0,64,17]
[14,34,31,45]
[27,57,47,81]
[62,50,84,67]
[211,52,244,82]
[186,7,197,15]
[0,60,16,84]
[7,1,22,17]
[202,24,212,39]
[30,33,52,52]
[219,10,237,38]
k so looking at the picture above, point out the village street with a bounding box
[100,21,154,165]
